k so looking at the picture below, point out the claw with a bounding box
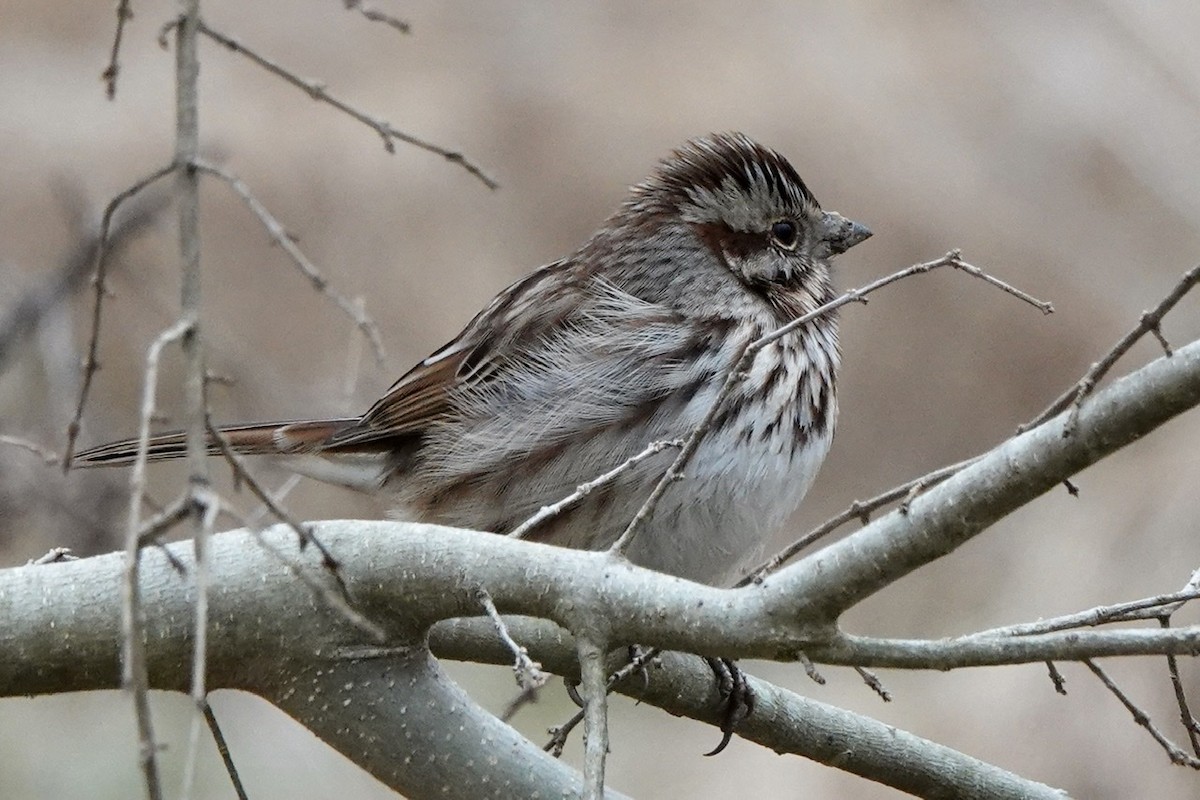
[703,657,754,756]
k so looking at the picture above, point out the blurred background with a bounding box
[3,1,1200,797]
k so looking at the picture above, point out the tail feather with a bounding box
[73,419,358,467]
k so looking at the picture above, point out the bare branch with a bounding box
[854,666,891,702]
[1085,659,1200,769]
[58,164,177,469]
[4,521,1187,799]
[190,158,386,364]
[1021,263,1200,434]
[509,439,682,540]
[577,637,610,800]
[0,435,59,466]
[27,547,77,565]
[181,487,219,800]
[1046,661,1068,695]
[435,616,1065,800]
[475,588,549,692]
[779,336,1200,620]
[612,251,1051,558]
[203,701,249,800]
[814,629,1200,669]
[738,457,978,586]
[193,21,498,189]
[122,316,194,800]
[970,583,1200,639]
[1159,617,1200,758]
[101,0,133,99]
[341,0,411,33]
[205,421,387,642]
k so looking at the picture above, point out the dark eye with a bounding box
[769,220,799,250]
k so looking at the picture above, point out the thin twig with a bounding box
[136,493,192,574]
[248,524,388,643]
[101,0,133,99]
[27,547,77,565]
[244,473,302,529]
[181,487,219,800]
[799,652,826,685]
[192,21,497,189]
[1020,263,1200,435]
[342,0,411,33]
[63,164,178,469]
[508,439,682,540]
[203,700,249,800]
[1159,617,1200,758]
[854,666,891,702]
[190,158,386,364]
[1046,661,1068,696]
[577,637,610,800]
[970,585,1200,640]
[544,647,664,753]
[499,684,541,724]
[174,10,213,799]
[0,185,167,376]
[545,707,585,758]
[0,435,60,466]
[342,296,368,407]
[475,588,549,691]
[205,420,387,642]
[613,250,1050,558]
[123,317,194,800]
[136,493,193,548]
[1084,659,1200,769]
[737,458,978,586]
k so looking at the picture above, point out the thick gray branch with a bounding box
[778,337,1200,620]
[0,529,628,800]
[432,618,1066,800]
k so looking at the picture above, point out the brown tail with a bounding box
[72,419,358,467]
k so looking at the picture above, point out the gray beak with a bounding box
[819,211,872,256]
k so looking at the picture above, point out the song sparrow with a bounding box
[77,133,870,587]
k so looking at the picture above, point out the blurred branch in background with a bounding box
[0,183,169,379]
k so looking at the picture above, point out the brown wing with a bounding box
[73,419,357,466]
[323,259,582,449]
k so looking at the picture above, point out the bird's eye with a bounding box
[769,220,799,250]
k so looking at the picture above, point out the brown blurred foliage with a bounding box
[2,2,1199,798]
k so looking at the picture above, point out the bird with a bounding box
[75,132,871,589]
